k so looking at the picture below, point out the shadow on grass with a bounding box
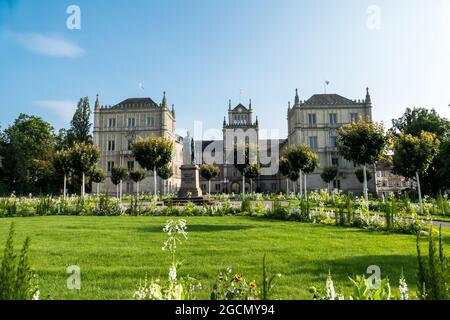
[291,254,419,287]
[137,224,257,233]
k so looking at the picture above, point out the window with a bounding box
[127,139,133,151]
[308,114,317,126]
[126,182,133,193]
[215,184,221,191]
[147,116,155,128]
[107,161,115,172]
[128,117,136,128]
[329,113,338,125]
[330,136,338,148]
[271,183,277,192]
[108,118,116,128]
[333,180,341,189]
[332,157,339,167]
[350,113,359,123]
[127,161,135,171]
[309,136,318,151]
[108,140,115,151]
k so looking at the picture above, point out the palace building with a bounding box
[93,87,379,195]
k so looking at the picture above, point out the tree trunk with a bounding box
[242,175,245,195]
[286,178,289,195]
[81,172,85,200]
[153,166,157,197]
[363,165,369,205]
[299,171,303,198]
[63,174,67,200]
[116,184,119,199]
[304,174,308,200]
[119,180,123,201]
[250,179,253,193]
[416,171,424,215]
[328,182,331,196]
[136,181,140,197]
[208,180,211,195]
[97,183,99,196]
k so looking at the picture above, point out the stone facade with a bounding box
[287,88,376,194]
[92,93,183,195]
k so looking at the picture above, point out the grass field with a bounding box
[1,216,449,300]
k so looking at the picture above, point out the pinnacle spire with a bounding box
[249,99,252,110]
[295,88,300,104]
[162,91,168,109]
[229,99,232,110]
[365,87,372,105]
[95,94,100,110]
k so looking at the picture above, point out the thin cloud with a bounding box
[36,100,77,124]
[8,32,85,58]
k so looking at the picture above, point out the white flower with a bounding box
[32,290,40,300]
[399,276,409,300]
[326,274,336,300]
[169,266,177,281]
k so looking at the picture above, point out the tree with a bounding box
[337,118,387,204]
[53,149,72,199]
[279,157,291,194]
[132,137,173,196]
[2,114,55,195]
[69,142,100,200]
[286,145,319,198]
[200,164,220,195]
[355,168,372,184]
[391,107,450,195]
[68,97,92,145]
[393,131,441,214]
[321,166,338,195]
[243,163,260,193]
[129,169,147,196]
[288,171,300,193]
[111,167,128,200]
[157,164,174,196]
[234,143,258,195]
[90,167,106,196]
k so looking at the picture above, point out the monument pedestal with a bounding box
[178,164,203,198]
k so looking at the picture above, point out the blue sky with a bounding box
[0,0,449,138]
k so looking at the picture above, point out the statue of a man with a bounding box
[183,132,194,165]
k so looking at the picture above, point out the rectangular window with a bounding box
[271,183,277,192]
[128,139,133,151]
[333,180,341,189]
[329,113,338,125]
[126,182,133,193]
[330,136,338,148]
[108,140,115,151]
[332,157,339,167]
[127,161,135,171]
[215,184,221,191]
[108,118,116,128]
[350,113,359,123]
[147,116,155,128]
[128,117,136,128]
[107,161,115,172]
[309,136,318,151]
[308,114,317,126]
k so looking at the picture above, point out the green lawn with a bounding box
[1,216,449,300]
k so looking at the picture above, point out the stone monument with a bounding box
[178,132,203,199]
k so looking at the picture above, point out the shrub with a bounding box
[0,223,39,300]
[417,226,449,300]
[241,197,252,215]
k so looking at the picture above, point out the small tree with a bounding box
[90,166,106,196]
[157,164,173,196]
[244,163,261,193]
[132,137,173,196]
[337,117,387,205]
[68,97,92,145]
[286,145,318,198]
[129,169,147,196]
[69,142,100,200]
[321,166,338,195]
[53,149,72,199]
[393,131,441,215]
[355,168,372,184]
[279,157,291,194]
[0,223,38,300]
[111,167,128,200]
[200,164,220,195]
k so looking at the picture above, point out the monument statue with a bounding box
[182,131,195,165]
[178,132,203,199]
